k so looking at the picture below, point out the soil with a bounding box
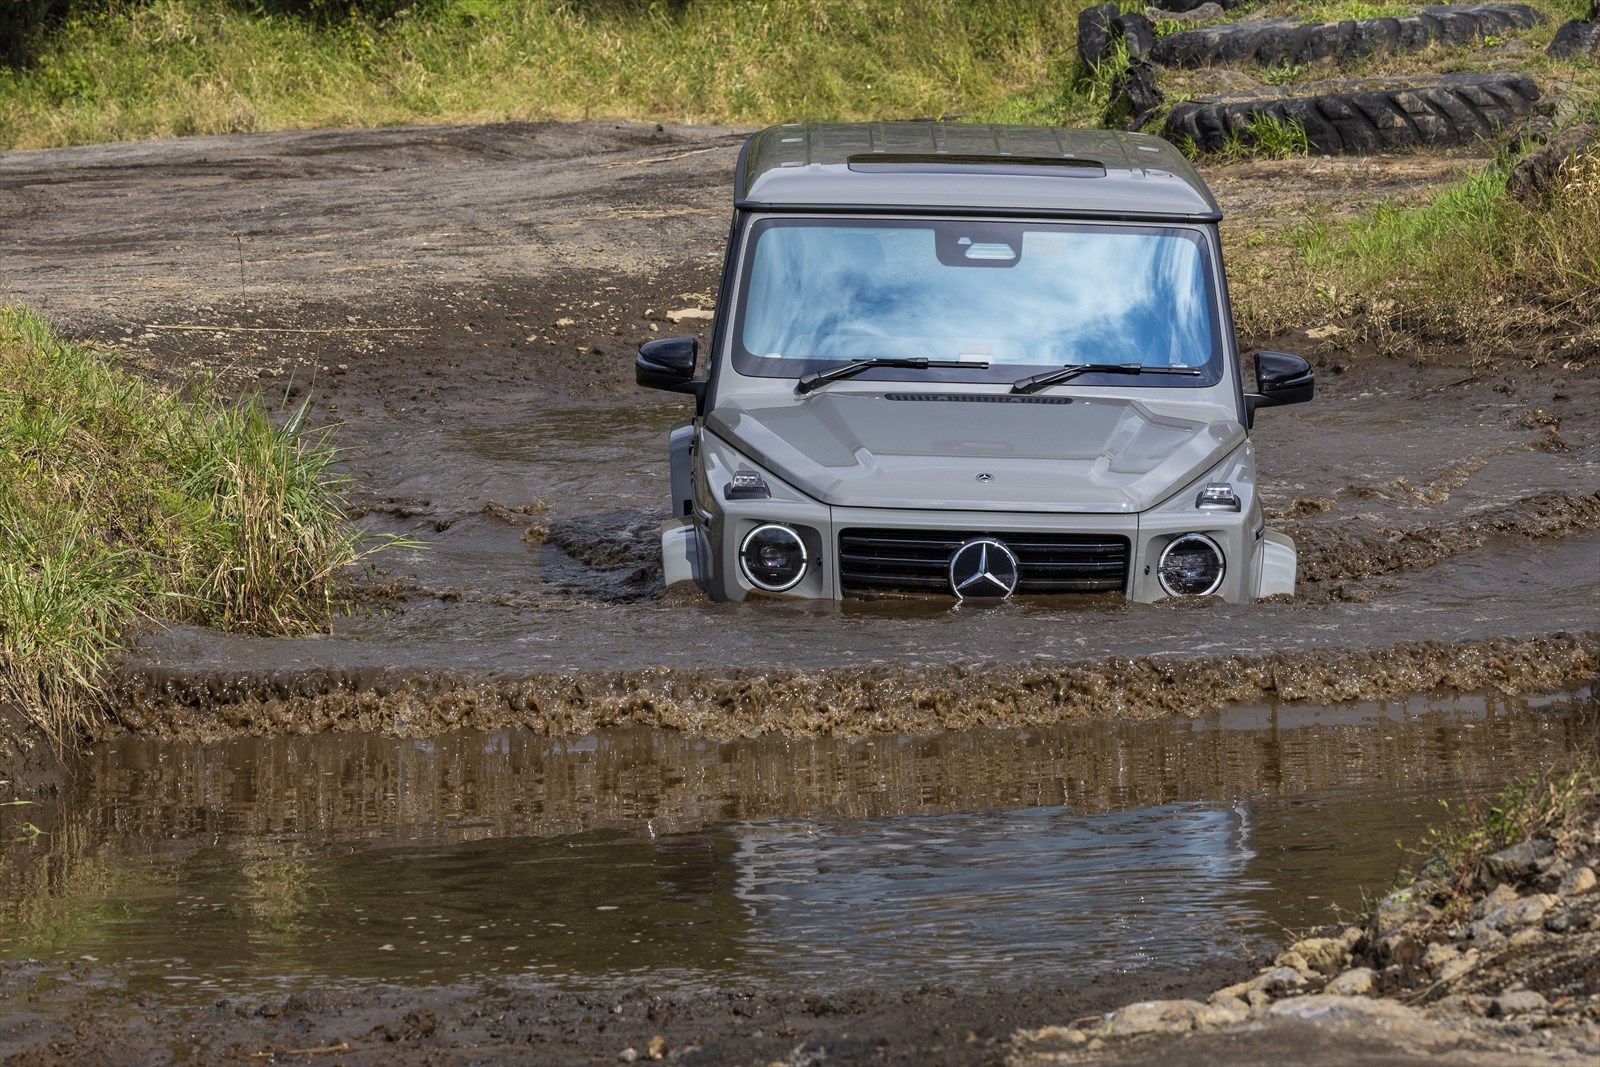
[1,118,1598,1062]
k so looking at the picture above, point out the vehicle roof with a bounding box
[736,122,1220,222]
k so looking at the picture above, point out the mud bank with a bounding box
[105,632,1600,744]
[1012,782,1600,1066]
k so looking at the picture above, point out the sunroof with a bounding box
[846,153,1107,177]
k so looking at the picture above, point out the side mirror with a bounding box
[636,336,704,400]
[1245,350,1314,426]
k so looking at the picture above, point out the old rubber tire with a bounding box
[1163,73,1542,155]
[1152,4,1543,68]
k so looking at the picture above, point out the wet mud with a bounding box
[0,690,1592,1063]
[1,120,1599,1063]
[108,632,1600,743]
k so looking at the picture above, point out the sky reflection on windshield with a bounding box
[738,221,1214,370]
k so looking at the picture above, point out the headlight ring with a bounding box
[739,523,808,592]
[1157,532,1225,597]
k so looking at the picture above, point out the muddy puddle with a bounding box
[3,688,1592,1005]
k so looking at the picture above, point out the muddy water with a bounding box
[3,689,1592,1003]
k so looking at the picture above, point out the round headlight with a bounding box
[1157,533,1225,597]
[739,523,808,592]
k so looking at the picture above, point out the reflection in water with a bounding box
[0,689,1592,1001]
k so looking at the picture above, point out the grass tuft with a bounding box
[1233,145,1600,352]
[1408,760,1596,914]
[0,306,366,747]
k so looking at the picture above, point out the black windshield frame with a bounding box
[727,216,1227,390]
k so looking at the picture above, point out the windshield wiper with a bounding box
[795,357,990,395]
[1011,362,1203,395]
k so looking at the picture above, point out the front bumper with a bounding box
[665,503,1294,603]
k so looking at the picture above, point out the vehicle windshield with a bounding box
[732,218,1222,387]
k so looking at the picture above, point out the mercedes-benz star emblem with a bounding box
[948,538,1020,600]
[975,472,993,482]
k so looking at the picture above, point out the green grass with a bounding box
[0,0,1107,149]
[1232,145,1600,351]
[1408,761,1596,914]
[0,306,366,747]
[1211,112,1310,161]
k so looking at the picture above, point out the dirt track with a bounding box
[1,120,1599,1064]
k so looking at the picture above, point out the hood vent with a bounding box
[883,393,1073,405]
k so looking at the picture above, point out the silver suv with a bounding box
[637,123,1313,603]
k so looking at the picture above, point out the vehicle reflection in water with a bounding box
[0,688,1592,1001]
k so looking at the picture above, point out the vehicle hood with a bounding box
[706,391,1245,513]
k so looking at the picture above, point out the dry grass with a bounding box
[0,0,1103,149]
[0,306,368,747]
[1230,147,1600,353]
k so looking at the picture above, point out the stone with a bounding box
[1326,967,1375,996]
[1545,912,1573,934]
[1483,839,1555,882]
[1489,990,1549,1017]
[1470,883,1521,921]
[1479,893,1558,933]
[1273,949,1316,979]
[1287,937,1347,977]
[665,307,714,324]
[1437,952,1480,984]
[1422,942,1460,973]
[1507,124,1599,203]
[1107,999,1206,1035]
[1469,923,1509,953]
[1261,967,1307,997]
[1508,927,1544,950]
[1148,3,1225,23]
[1194,997,1249,1027]
[1266,995,1425,1025]
[618,1048,639,1064]
[1559,866,1597,896]
[1339,926,1364,949]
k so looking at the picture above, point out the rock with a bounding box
[1483,838,1555,882]
[1559,865,1597,896]
[1286,937,1347,977]
[1422,942,1461,973]
[1377,934,1425,968]
[1107,999,1206,1035]
[1548,18,1600,59]
[1266,995,1425,1025]
[1545,911,1573,934]
[647,1035,668,1060]
[1261,967,1307,997]
[1077,3,1121,68]
[1148,3,1224,23]
[1437,951,1480,984]
[1326,967,1375,996]
[1339,926,1364,949]
[1489,990,1549,1017]
[618,1048,639,1064]
[1469,922,1509,953]
[1432,993,1488,1017]
[1479,893,1558,933]
[1470,883,1521,921]
[1193,996,1249,1027]
[1372,892,1418,938]
[1273,949,1315,979]
[665,307,714,324]
[1508,926,1544,950]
